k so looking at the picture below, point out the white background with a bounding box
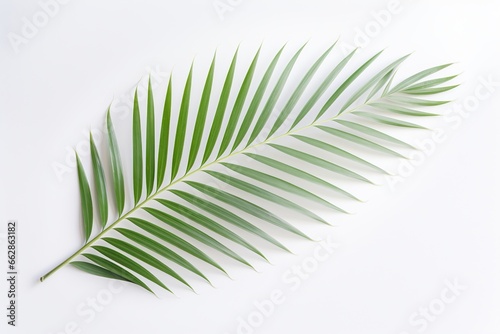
[1,0,500,333]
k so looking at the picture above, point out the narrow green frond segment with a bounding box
[116,227,210,284]
[217,47,261,158]
[403,75,458,91]
[318,125,405,158]
[244,153,361,201]
[268,42,336,138]
[132,89,143,205]
[402,85,459,95]
[369,102,439,117]
[222,162,346,214]
[389,95,450,106]
[157,75,172,189]
[89,133,108,227]
[187,54,216,171]
[71,261,130,281]
[128,217,227,275]
[82,253,153,293]
[269,144,373,184]
[171,189,291,252]
[203,48,239,164]
[352,111,427,129]
[106,108,125,216]
[144,206,253,268]
[93,245,171,293]
[75,153,93,242]
[292,135,388,174]
[389,63,453,93]
[146,77,156,196]
[205,170,328,224]
[186,181,312,239]
[334,120,415,149]
[382,69,398,96]
[316,50,383,120]
[291,48,357,130]
[248,43,307,145]
[171,64,194,180]
[103,237,192,291]
[366,68,395,102]
[156,199,267,260]
[339,54,410,113]
[232,44,286,151]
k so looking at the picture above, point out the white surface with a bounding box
[1,0,500,333]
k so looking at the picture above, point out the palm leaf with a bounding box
[132,89,143,205]
[75,152,92,242]
[89,133,109,227]
[40,42,458,295]
[106,107,125,216]
[156,75,172,189]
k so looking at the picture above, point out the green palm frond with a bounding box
[40,42,458,294]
